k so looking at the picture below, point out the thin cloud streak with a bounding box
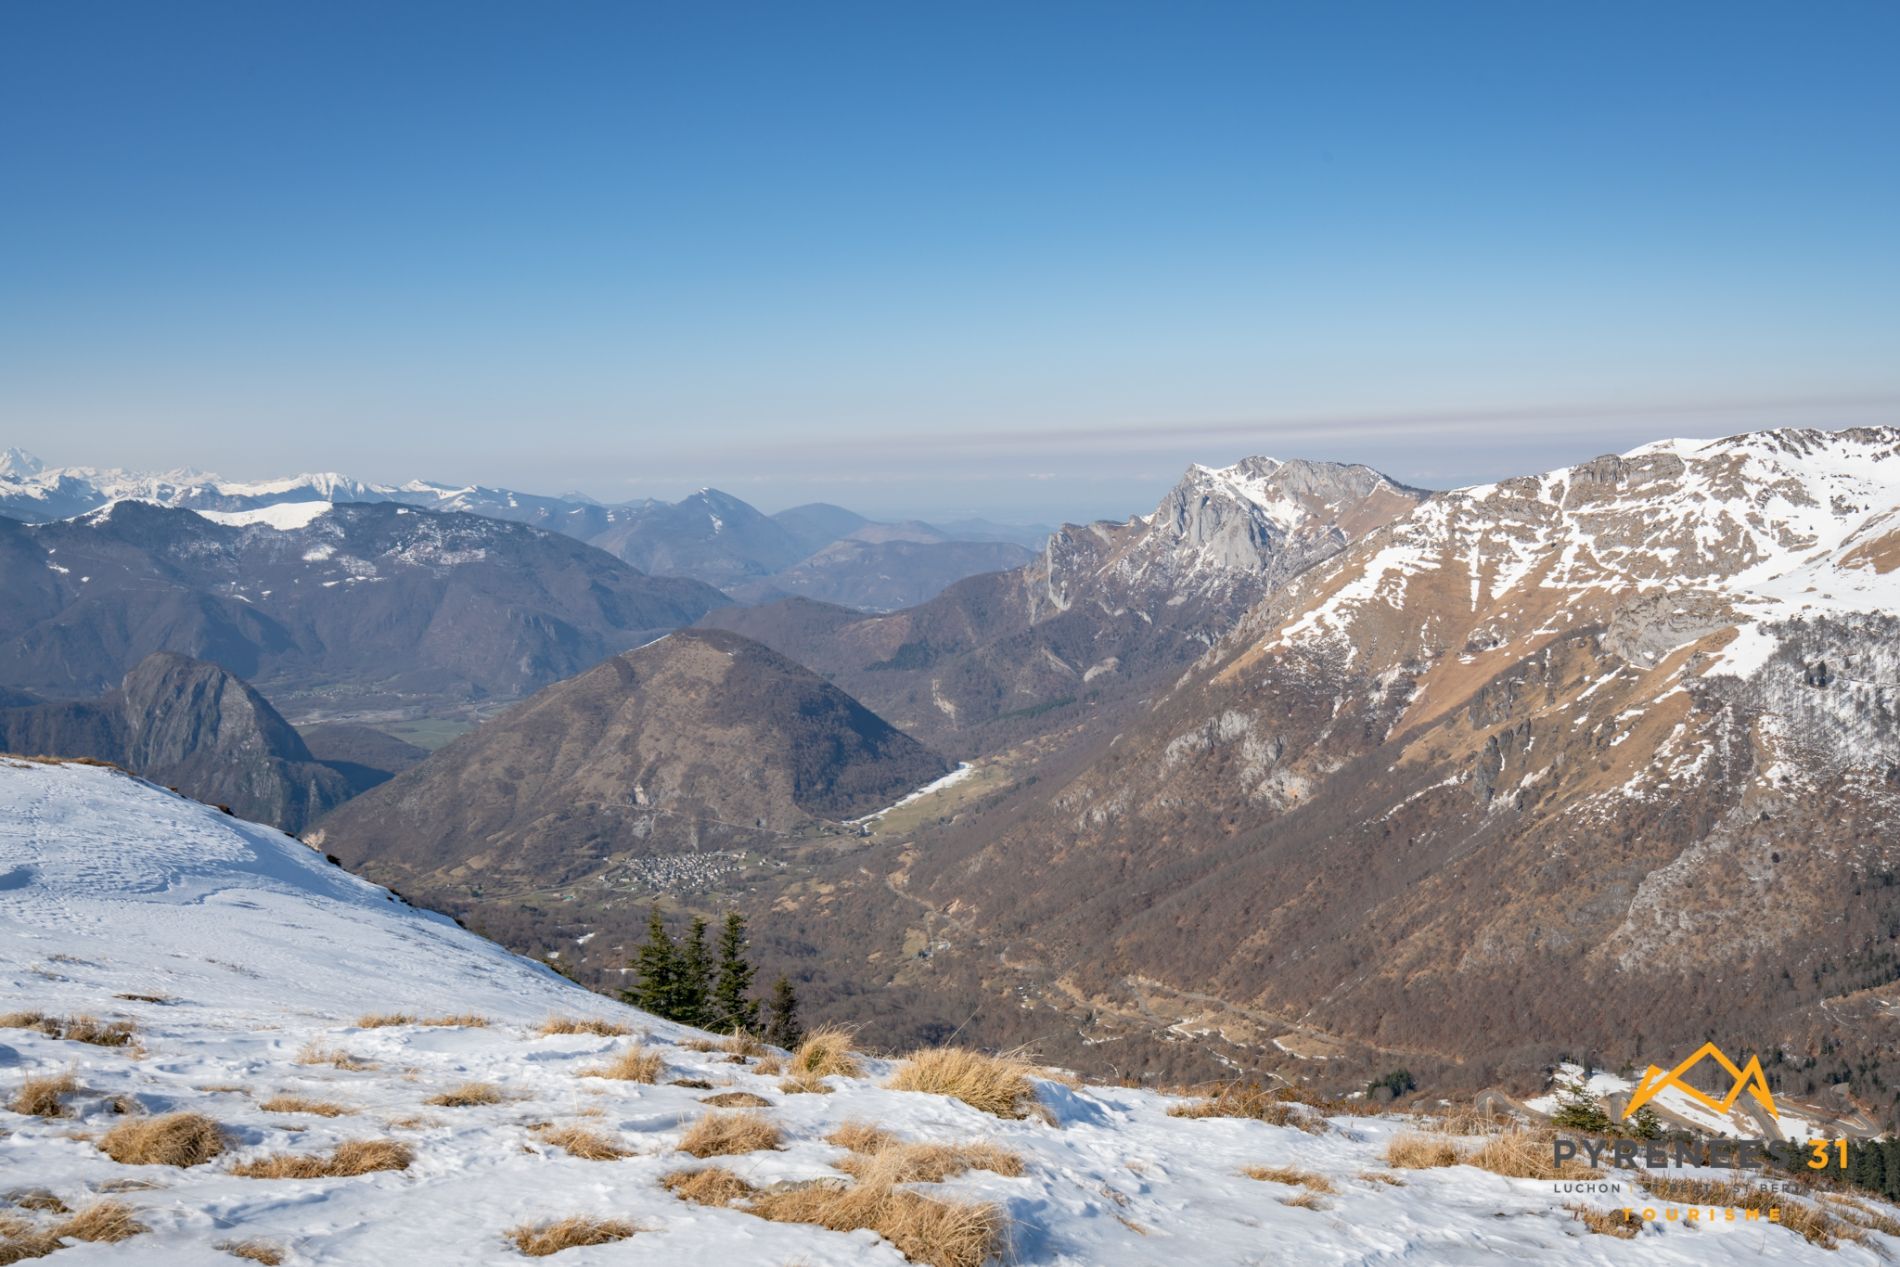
[769,391,1900,457]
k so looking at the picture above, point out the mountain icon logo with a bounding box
[1621,1042,1778,1121]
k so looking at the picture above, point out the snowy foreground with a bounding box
[2,759,1893,1265]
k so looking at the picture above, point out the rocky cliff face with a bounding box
[0,652,350,830]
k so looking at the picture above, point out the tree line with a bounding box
[620,907,803,1049]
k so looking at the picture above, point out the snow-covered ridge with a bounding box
[5,758,1890,1264]
[0,452,580,526]
[191,501,335,531]
[1260,425,1900,673]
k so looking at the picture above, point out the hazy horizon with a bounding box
[9,404,1897,526]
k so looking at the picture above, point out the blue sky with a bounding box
[3,1,1897,520]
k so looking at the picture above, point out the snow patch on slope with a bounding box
[195,501,336,531]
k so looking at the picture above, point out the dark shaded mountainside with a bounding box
[0,500,728,709]
[0,651,349,831]
[308,627,949,899]
[705,457,1426,756]
[753,428,1900,1114]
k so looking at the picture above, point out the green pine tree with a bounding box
[625,905,678,1018]
[711,911,761,1035]
[674,916,712,1027]
[764,975,803,1051]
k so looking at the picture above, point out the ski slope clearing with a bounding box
[2,759,1893,1264]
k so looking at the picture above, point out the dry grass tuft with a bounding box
[1468,1128,1596,1180]
[294,1043,376,1071]
[700,1091,771,1109]
[426,1081,503,1107]
[0,1013,135,1048]
[1359,1171,1404,1186]
[787,1027,863,1080]
[679,1111,782,1158]
[887,1047,1039,1121]
[535,1124,631,1161]
[1281,1191,1327,1211]
[507,1216,637,1257]
[1383,1132,1461,1170]
[9,1194,67,1215]
[218,1241,286,1264]
[1242,1165,1336,1193]
[98,1112,227,1167]
[1637,1175,1851,1248]
[59,1015,136,1047]
[1826,1193,1900,1239]
[9,1073,78,1118]
[661,1165,756,1206]
[753,1181,1004,1267]
[754,1054,784,1076]
[826,1120,1022,1182]
[1427,1105,1516,1135]
[828,1121,899,1154]
[778,1072,835,1095]
[260,1095,354,1117]
[1,1200,151,1259]
[661,1164,1005,1267]
[1568,1203,1642,1238]
[231,1138,412,1179]
[419,1014,489,1027]
[1166,1083,1326,1133]
[537,1016,630,1037]
[51,1200,146,1242]
[840,1141,1025,1184]
[355,1012,416,1028]
[579,1046,663,1083]
[724,1029,767,1059]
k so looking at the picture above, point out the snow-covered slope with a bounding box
[4,758,1892,1264]
[1252,426,1900,679]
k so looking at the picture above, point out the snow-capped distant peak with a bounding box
[0,445,45,478]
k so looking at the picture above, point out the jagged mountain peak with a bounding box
[1068,453,1427,596]
[0,445,43,478]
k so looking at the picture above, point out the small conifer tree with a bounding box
[764,975,803,1050]
[625,905,678,1016]
[711,911,761,1035]
[674,915,712,1027]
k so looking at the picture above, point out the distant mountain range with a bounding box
[0,451,1047,612]
[0,499,728,708]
